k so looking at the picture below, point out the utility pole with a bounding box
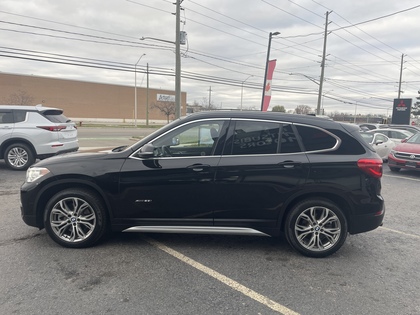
[398,53,405,99]
[175,0,182,118]
[146,63,149,126]
[208,86,212,108]
[317,11,331,115]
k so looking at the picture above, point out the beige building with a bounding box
[0,73,186,124]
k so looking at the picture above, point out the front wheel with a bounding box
[44,189,108,248]
[285,199,348,258]
[4,143,35,170]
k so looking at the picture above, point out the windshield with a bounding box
[407,133,420,144]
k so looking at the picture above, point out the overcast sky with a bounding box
[1,0,420,115]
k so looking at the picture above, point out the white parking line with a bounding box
[144,236,300,315]
[383,174,420,182]
[379,226,420,239]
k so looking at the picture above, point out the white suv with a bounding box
[0,104,79,170]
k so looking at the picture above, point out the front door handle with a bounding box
[187,164,211,172]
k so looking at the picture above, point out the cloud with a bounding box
[1,0,420,115]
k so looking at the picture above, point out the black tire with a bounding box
[4,143,35,170]
[44,189,108,248]
[285,198,348,258]
[389,166,400,172]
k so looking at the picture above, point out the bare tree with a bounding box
[200,97,217,110]
[5,90,35,105]
[294,105,312,114]
[151,101,176,123]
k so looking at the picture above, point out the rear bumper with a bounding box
[348,202,385,234]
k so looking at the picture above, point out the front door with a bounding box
[117,119,228,226]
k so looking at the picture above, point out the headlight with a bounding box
[26,167,50,183]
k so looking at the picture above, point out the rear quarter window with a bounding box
[295,125,338,151]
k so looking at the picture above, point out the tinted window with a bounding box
[279,124,301,153]
[232,121,280,155]
[42,110,70,123]
[295,125,337,151]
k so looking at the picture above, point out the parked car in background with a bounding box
[0,105,78,170]
[359,123,388,130]
[360,132,395,161]
[384,124,420,134]
[21,111,385,258]
[388,133,420,172]
[367,128,413,145]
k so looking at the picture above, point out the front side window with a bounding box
[151,120,225,157]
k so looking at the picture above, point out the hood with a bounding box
[393,143,420,154]
[33,151,111,167]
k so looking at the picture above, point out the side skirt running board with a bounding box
[122,226,270,237]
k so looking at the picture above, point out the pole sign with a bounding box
[392,99,412,124]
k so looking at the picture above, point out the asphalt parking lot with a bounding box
[1,128,419,315]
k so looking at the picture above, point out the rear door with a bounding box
[0,110,14,148]
[213,120,310,229]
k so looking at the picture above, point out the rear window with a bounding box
[41,110,71,123]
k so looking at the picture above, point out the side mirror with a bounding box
[401,138,408,143]
[138,143,155,158]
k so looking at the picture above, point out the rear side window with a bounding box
[42,110,70,123]
[232,121,280,155]
[295,125,338,151]
[14,110,27,123]
[279,124,301,153]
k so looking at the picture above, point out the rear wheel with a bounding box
[4,143,35,170]
[285,199,348,258]
[389,166,400,172]
[44,189,108,248]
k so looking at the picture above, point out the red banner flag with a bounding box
[262,59,277,112]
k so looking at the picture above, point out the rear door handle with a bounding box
[277,161,301,169]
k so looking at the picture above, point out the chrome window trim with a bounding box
[129,117,342,160]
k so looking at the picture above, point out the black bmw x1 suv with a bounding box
[21,111,384,257]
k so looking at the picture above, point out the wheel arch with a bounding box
[279,190,353,233]
[35,179,113,229]
[1,138,37,157]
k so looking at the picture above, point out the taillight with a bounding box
[37,125,67,132]
[357,158,383,178]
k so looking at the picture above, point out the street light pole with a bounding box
[134,53,146,127]
[241,75,253,111]
[261,31,280,111]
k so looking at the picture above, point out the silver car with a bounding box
[0,104,78,170]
